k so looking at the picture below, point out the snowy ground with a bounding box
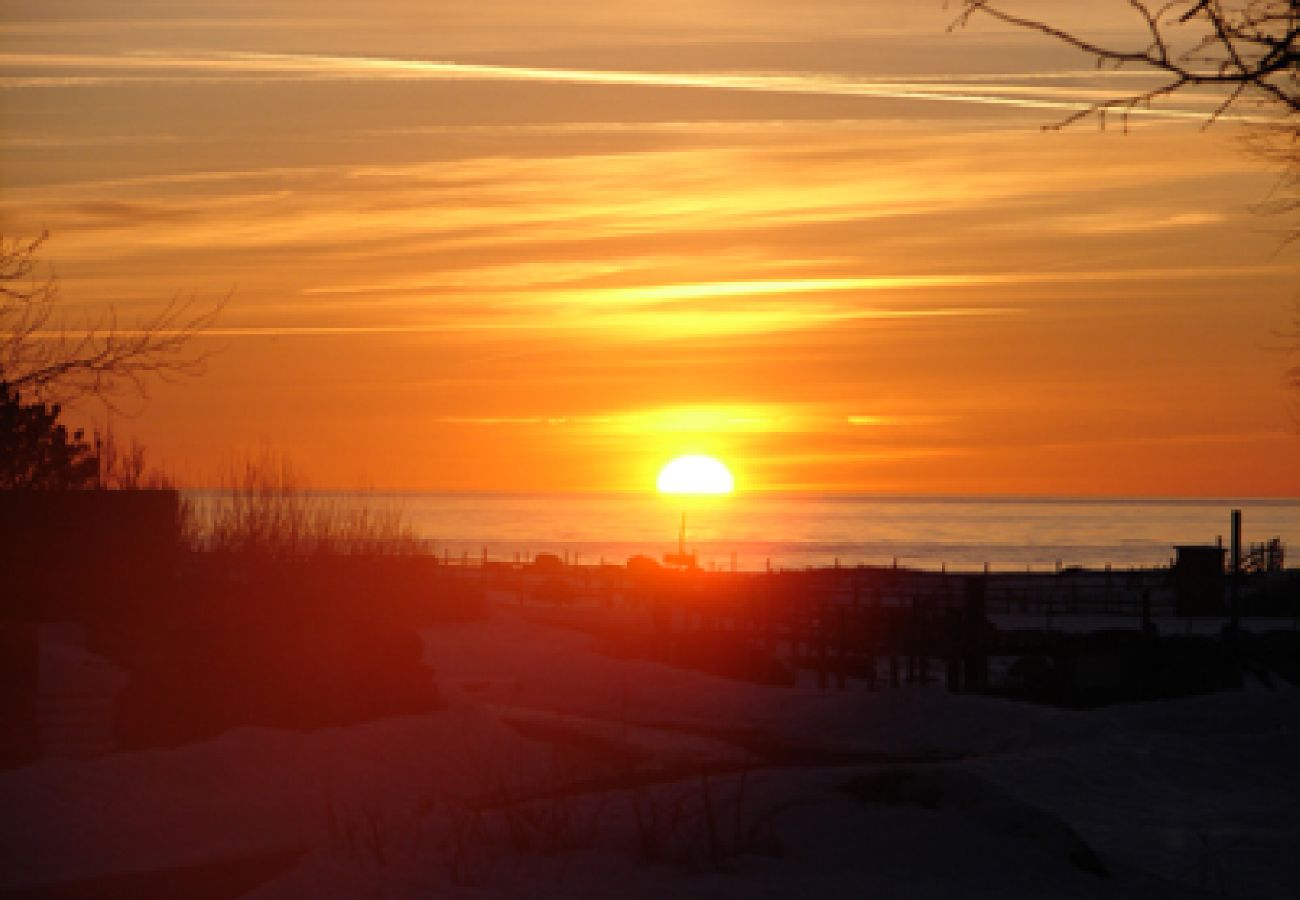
[4,603,1299,898]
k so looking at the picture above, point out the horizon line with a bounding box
[176,487,1300,504]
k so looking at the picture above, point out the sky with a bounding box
[1,1,1297,494]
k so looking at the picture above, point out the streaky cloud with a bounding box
[0,50,1243,122]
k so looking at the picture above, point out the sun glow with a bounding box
[656,455,735,495]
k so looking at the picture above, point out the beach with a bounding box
[5,592,1299,899]
[187,492,1300,572]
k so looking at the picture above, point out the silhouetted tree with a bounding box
[1,231,221,406]
[0,382,98,489]
[953,1,1298,235]
[0,232,220,488]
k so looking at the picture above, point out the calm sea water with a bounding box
[189,492,1300,572]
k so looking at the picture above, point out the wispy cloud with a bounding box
[4,7,1296,495]
[0,18,354,36]
[0,50,1236,121]
[511,267,1290,309]
[1051,210,1227,235]
[428,403,946,436]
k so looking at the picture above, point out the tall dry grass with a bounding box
[207,451,426,556]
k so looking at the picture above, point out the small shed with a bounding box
[1172,544,1226,616]
[0,489,182,621]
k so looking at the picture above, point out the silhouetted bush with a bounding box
[111,553,468,748]
[206,451,425,556]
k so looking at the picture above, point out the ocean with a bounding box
[189,491,1300,572]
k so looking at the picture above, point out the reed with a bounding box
[207,450,424,556]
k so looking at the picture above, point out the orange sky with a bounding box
[2,1,1297,494]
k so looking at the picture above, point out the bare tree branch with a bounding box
[0,232,225,411]
[951,1,1298,229]
[951,2,1299,411]
[953,2,1298,111]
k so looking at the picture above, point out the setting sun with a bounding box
[656,455,735,495]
